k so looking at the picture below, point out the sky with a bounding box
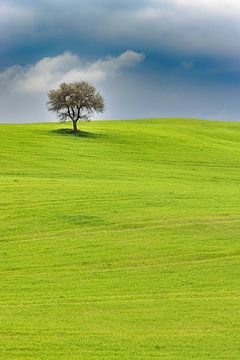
[1,0,240,123]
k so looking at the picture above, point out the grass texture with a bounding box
[0,118,240,359]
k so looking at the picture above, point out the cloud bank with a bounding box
[2,0,240,63]
[1,50,144,94]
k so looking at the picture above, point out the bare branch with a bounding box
[47,81,105,132]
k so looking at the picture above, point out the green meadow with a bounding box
[0,118,240,359]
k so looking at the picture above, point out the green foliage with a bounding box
[0,118,240,359]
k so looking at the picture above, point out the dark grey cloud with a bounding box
[2,0,240,64]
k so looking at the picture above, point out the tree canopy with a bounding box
[47,81,105,132]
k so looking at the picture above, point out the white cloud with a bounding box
[127,0,240,58]
[181,60,193,69]
[0,50,145,94]
[149,0,240,16]
[0,2,35,42]
[0,3,32,24]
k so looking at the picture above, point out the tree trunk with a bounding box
[73,120,78,133]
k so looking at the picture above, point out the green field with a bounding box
[1,118,240,359]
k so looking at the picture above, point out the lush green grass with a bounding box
[0,118,240,359]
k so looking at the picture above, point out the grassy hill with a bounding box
[0,118,240,359]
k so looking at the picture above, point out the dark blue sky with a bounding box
[1,0,240,122]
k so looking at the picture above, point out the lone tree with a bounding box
[47,81,105,133]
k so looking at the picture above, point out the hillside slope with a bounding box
[0,118,240,359]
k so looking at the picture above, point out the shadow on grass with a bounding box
[51,128,103,139]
